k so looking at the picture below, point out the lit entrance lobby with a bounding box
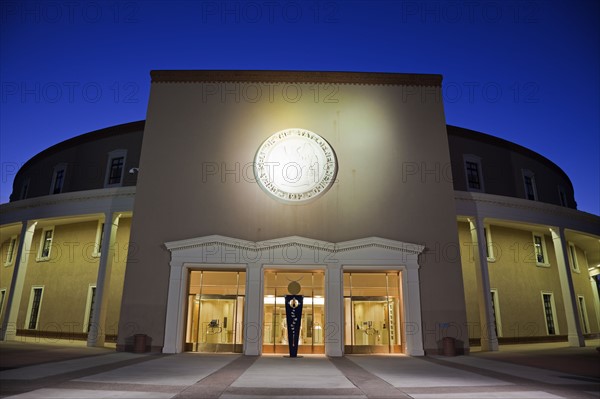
[163,235,425,356]
[185,271,246,353]
[184,269,405,355]
[263,271,325,354]
[344,272,403,354]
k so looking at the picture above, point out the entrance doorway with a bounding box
[263,271,325,354]
[344,272,404,354]
[185,271,245,352]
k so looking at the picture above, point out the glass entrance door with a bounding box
[185,271,245,353]
[344,272,403,354]
[263,271,324,354]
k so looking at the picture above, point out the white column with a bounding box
[244,263,263,356]
[405,256,425,356]
[163,260,186,353]
[0,220,37,341]
[469,218,498,351]
[87,213,120,347]
[325,263,343,357]
[550,227,585,347]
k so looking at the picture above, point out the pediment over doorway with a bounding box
[164,235,425,266]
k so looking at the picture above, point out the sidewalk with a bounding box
[1,338,598,398]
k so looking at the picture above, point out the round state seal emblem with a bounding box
[254,128,337,203]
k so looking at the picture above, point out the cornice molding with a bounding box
[455,191,600,227]
[165,234,424,255]
[150,70,442,87]
[0,187,136,214]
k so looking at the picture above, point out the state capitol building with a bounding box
[1,71,598,357]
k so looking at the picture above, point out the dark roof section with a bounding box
[150,70,442,87]
[447,125,574,191]
[17,120,146,174]
[14,120,573,195]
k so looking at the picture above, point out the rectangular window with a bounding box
[542,293,557,335]
[534,235,544,263]
[577,296,589,334]
[20,179,30,200]
[463,155,484,192]
[53,170,64,194]
[466,161,481,190]
[568,243,580,273]
[84,285,97,333]
[0,289,6,318]
[26,287,44,330]
[483,225,495,261]
[38,228,54,261]
[108,157,124,185]
[50,164,67,195]
[93,222,105,258]
[533,233,549,266]
[524,176,535,200]
[483,228,489,257]
[558,186,568,207]
[105,149,127,187]
[4,236,17,266]
[522,169,537,200]
[490,289,502,337]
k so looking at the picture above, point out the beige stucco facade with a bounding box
[117,72,467,355]
[458,221,599,342]
[0,216,131,340]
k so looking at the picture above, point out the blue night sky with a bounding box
[1,0,598,215]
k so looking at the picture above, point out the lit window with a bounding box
[541,292,558,335]
[4,236,17,266]
[105,149,127,187]
[26,287,44,330]
[522,169,537,200]
[37,228,54,261]
[577,296,589,334]
[532,233,549,266]
[568,243,579,273]
[50,164,67,195]
[463,155,484,192]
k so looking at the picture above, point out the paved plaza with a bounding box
[1,338,598,398]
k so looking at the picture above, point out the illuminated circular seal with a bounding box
[254,128,337,203]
